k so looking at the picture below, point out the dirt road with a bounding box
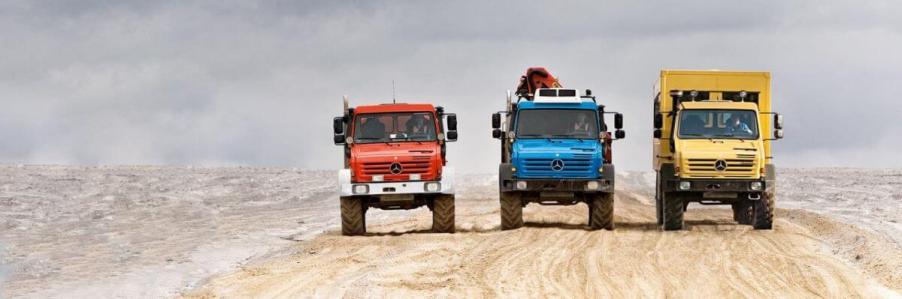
[2,167,899,298]
[189,185,901,298]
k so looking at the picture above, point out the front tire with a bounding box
[752,192,775,230]
[662,192,684,231]
[432,195,455,233]
[589,193,614,230]
[500,192,523,230]
[340,196,366,236]
[732,201,753,225]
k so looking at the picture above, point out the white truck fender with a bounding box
[440,166,455,195]
[338,169,353,196]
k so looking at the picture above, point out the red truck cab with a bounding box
[333,100,457,235]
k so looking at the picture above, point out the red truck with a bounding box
[333,97,458,235]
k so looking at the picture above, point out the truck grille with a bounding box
[686,158,756,178]
[361,161,430,176]
[523,156,593,173]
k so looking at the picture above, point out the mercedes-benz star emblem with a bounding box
[389,163,403,174]
[714,160,728,172]
[551,159,565,171]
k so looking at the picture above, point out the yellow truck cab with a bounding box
[652,70,784,230]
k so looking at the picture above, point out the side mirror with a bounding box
[653,129,662,139]
[491,113,501,129]
[492,129,502,139]
[447,114,458,131]
[653,114,663,129]
[447,130,458,141]
[333,117,344,134]
[774,129,784,139]
[774,114,784,130]
[615,130,625,139]
[614,113,624,129]
[333,134,346,144]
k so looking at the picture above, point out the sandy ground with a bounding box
[0,166,341,298]
[1,166,901,298]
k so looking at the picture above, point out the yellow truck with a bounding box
[652,70,784,230]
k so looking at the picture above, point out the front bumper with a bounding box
[663,178,765,193]
[499,164,615,193]
[338,167,454,196]
[500,179,613,193]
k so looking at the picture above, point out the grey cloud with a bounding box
[1,1,901,171]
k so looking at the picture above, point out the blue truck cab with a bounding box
[492,88,625,230]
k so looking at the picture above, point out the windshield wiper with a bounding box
[551,134,587,142]
[356,137,385,142]
[518,134,546,138]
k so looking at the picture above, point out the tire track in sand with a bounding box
[186,189,900,298]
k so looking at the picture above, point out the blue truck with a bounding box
[492,69,625,230]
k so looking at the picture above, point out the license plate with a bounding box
[380,194,415,202]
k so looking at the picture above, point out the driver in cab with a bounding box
[572,113,591,134]
[406,115,432,138]
[726,114,753,136]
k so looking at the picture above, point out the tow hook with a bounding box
[748,193,761,201]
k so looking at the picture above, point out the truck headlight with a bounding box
[353,184,369,194]
[678,181,691,191]
[372,175,384,182]
[425,182,441,192]
[750,181,763,191]
[586,181,600,190]
[409,174,421,181]
[515,181,528,190]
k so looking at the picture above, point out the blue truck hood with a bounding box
[512,139,603,179]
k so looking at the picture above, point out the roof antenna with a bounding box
[392,80,396,104]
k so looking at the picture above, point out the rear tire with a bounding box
[500,192,523,230]
[752,192,775,230]
[655,174,663,226]
[589,193,614,230]
[732,201,753,225]
[662,193,684,231]
[432,195,455,233]
[340,196,366,236]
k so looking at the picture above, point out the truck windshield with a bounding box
[678,109,759,140]
[516,109,598,139]
[353,112,437,143]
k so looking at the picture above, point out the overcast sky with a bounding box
[2,1,901,172]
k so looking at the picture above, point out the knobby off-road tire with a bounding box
[662,193,684,231]
[655,174,663,226]
[500,192,523,230]
[752,192,775,230]
[589,193,614,230]
[340,196,366,236]
[732,201,753,225]
[432,195,455,233]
